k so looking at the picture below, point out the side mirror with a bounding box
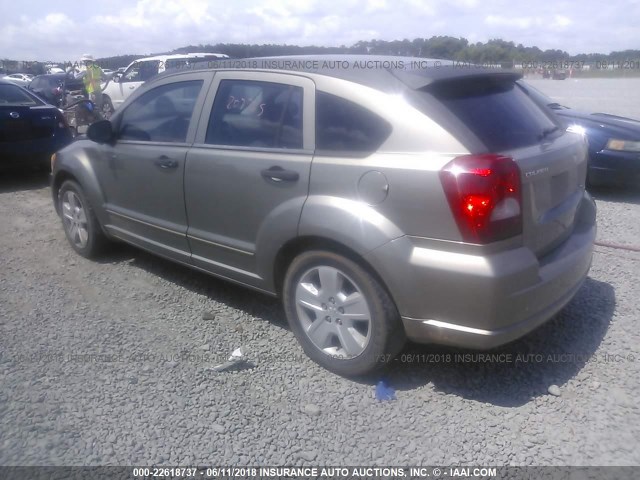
[112,74,120,83]
[87,120,114,144]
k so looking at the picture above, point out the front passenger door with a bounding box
[92,73,211,263]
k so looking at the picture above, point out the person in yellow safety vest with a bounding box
[81,54,104,114]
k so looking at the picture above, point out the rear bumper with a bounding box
[366,190,596,349]
[0,131,72,169]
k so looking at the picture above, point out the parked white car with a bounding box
[2,73,32,87]
[101,52,228,118]
[46,66,65,74]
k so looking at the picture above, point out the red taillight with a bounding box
[439,154,522,243]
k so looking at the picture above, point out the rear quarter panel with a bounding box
[300,76,471,252]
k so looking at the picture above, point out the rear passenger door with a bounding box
[185,72,314,290]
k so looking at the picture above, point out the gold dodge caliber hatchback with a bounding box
[51,56,596,375]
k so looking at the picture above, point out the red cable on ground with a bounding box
[595,241,640,253]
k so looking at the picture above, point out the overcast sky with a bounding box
[1,0,638,61]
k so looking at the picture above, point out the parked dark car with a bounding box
[520,81,640,187]
[28,73,84,107]
[0,80,73,170]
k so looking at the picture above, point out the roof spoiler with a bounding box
[389,67,522,90]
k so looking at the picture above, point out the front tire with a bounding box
[58,180,108,258]
[283,250,405,376]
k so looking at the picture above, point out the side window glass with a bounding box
[139,61,160,81]
[206,80,303,149]
[118,80,203,143]
[123,64,140,82]
[315,91,392,154]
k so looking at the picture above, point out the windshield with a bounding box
[0,83,41,106]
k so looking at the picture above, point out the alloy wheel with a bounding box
[295,266,372,358]
[61,190,89,249]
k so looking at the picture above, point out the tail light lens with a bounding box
[439,154,522,244]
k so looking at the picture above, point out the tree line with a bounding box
[3,36,639,73]
[95,37,640,69]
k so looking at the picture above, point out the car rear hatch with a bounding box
[505,132,587,256]
[408,70,587,255]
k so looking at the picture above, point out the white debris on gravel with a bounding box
[0,173,639,466]
[547,385,561,397]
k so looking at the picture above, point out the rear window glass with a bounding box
[46,77,63,87]
[316,92,391,154]
[428,78,558,151]
[0,84,39,105]
[32,77,56,88]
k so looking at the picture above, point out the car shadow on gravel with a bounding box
[0,169,50,193]
[589,185,640,206]
[381,277,616,407]
[96,245,614,407]
[97,244,289,328]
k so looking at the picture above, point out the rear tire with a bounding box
[58,180,108,258]
[283,250,405,376]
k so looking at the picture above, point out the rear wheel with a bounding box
[283,250,405,376]
[58,180,108,258]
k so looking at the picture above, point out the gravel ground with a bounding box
[0,171,639,466]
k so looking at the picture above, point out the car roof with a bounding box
[34,73,67,78]
[168,54,521,93]
[131,52,229,63]
[0,79,31,86]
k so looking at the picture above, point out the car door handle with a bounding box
[261,166,299,183]
[154,156,178,169]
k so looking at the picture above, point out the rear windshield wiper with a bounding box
[539,126,560,140]
[547,102,568,110]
